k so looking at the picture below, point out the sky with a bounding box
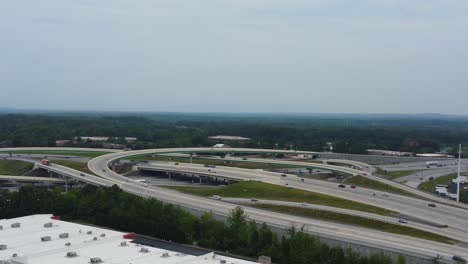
[1,0,468,114]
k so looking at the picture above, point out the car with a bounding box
[80,173,85,177]
[301,202,308,207]
[453,256,466,262]
[428,203,436,208]
[300,178,305,182]
[174,162,179,165]
[143,183,148,187]
[350,185,356,189]
[251,199,258,202]
[429,176,434,180]
[362,173,368,176]
[398,218,407,224]
[281,174,287,177]
[102,169,106,172]
[242,157,248,160]
[382,194,389,197]
[338,184,346,188]
[211,195,222,200]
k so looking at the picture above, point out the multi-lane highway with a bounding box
[3,147,468,262]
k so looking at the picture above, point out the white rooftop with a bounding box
[0,215,256,264]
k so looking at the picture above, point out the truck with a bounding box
[426,161,438,167]
[41,159,51,166]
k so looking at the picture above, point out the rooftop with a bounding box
[0,215,256,264]
[208,136,251,141]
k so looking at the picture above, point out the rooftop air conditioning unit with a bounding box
[120,241,128,247]
[220,260,227,264]
[100,233,106,237]
[87,231,93,235]
[66,252,78,258]
[140,248,149,253]
[161,252,170,258]
[41,236,52,242]
[44,222,53,228]
[59,233,69,239]
[0,225,3,230]
[65,242,71,246]
[90,257,103,263]
[11,223,20,228]
[0,245,7,250]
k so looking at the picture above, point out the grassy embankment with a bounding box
[418,173,463,192]
[0,160,34,175]
[343,176,417,197]
[376,168,424,179]
[52,160,96,175]
[167,181,397,216]
[252,204,455,244]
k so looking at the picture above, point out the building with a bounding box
[76,136,110,142]
[0,214,257,264]
[208,136,251,143]
[416,153,455,158]
[55,140,71,147]
[213,144,231,148]
[367,149,413,157]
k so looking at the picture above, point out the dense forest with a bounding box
[1,113,468,155]
[0,185,399,264]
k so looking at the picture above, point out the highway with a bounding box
[0,175,66,183]
[137,162,468,237]
[3,147,468,261]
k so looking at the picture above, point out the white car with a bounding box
[211,195,222,200]
[398,218,407,224]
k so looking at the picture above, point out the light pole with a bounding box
[457,144,462,202]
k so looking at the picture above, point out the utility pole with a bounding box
[457,144,462,202]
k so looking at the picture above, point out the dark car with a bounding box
[281,174,287,177]
[452,256,466,262]
[338,184,346,188]
[300,178,305,182]
[428,203,436,208]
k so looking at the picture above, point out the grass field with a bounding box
[376,168,424,179]
[53,160,96,175]
[252,204,455,244]
[128,154,299,170]
[0,160,34,175]
[3,150,111,158]
[418,173,462,192]
[167,181,397,216]
[343,176,416,197]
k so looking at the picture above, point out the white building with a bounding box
[0,214,257,264]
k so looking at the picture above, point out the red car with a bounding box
[351,185,357,189]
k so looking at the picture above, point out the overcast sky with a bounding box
[1,0,467,114]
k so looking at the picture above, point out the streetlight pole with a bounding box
[457,144,462,202]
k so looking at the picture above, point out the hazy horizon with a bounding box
[1,0,468,114]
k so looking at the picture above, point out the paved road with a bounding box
[3,147,468,261]
[138,162,468,235]
[86,148,468,261]
[0,175,66,183]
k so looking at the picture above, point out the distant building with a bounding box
[208,135,251,143]
[102,143,126,149]
[213,144,231,148]
[76,136,110,142]
[367,149,413,157]
[124,137,138,143]
[55,140,71,147]
[416,153,455,158]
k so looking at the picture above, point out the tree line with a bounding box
[0,185,400,264]
[1,113,467,155]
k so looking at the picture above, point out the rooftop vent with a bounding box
[11,223,20,228]
[120,241,128,247]
[59,233,69,239]
[0,245,7,250]
[66,252,78,258]
[161,252,169,258]
[41,236,51,242]
[44,222,53,228]
[100,233,106,237]
[0,225,3,230]
[87,231,93,235]
[93,237,98,241]
[220,260,227,264]
[90,257,103,263]
[65,242,71,247]
[140,248,149,253]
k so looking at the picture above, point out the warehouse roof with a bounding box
[0,215,256,264]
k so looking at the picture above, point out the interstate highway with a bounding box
[2,147,468,261]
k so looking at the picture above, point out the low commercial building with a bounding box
[367,149,413,157]
[209,135,251,142]
[0,214,256,264]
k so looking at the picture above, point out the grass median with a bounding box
[376,168,424,179]
[344,176,416,197]
[166,181,397,216]
[53,160,96,175]
[0,160,33,175]
[418,173,463,192]
[252,204,456,245]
